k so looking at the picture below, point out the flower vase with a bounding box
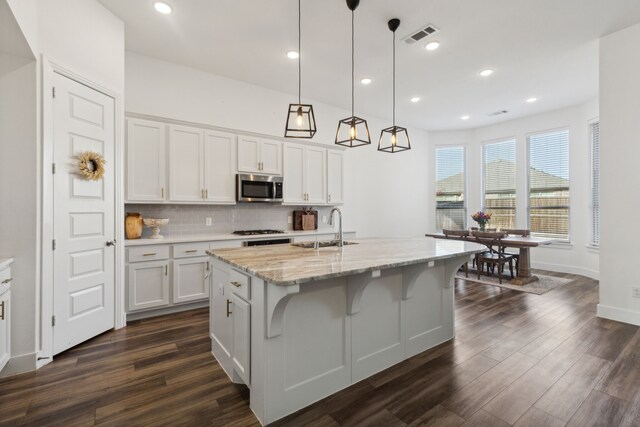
[479,223,486,232]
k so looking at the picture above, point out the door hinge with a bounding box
[52,316,56,327]
[52,163,56,174]
[52,239,56,250]
[52,87,56,98]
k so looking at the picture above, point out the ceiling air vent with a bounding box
[487,110,509,117]
[403,24,439,45]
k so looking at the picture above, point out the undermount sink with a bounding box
[291,240,358,249]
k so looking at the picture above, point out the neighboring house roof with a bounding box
[436,160,569,194]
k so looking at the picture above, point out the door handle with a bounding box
[106,240,116,247]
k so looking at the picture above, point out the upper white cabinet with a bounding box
[204,131,237,203]
[168,126,237,204]
[169,125,205,202]
[283,144,326,205]
[126,118,167,202]
[327,151,344,205]
[238,136,282,175]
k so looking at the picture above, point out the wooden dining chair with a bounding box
[442,229,470,277]
[472,231,515,284]
[501,229,530,271]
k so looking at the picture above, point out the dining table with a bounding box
[425,232,555,285]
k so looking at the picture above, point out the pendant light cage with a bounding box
[285,104,317,139]
[285,0,317,139]
[336,0,371,147]
[378,18,411,153]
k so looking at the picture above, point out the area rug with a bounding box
[455,268,573,295]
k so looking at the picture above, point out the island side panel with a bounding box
[264,277,352,425]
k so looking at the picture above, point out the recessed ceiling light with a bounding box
[461,115,470,120]
[286,50,300,59]
[425,41,440,51]
[153,2,172,14]
[479,69,494,77]
[360,77,372,85]
[410,96,421,103]
[526,97,538,103]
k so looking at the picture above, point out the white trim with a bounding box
[586,244,600,254]
[0,352,38,378]
[531,261,598,280]
[597,304,640,327]
[39,57,125,367]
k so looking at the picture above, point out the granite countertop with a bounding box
[124,229,355,247]
[208,238,486,286]
[0,258,14,271]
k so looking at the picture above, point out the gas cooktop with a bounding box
[232,229,286,236]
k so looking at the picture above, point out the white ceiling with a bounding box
[98,0,640,131]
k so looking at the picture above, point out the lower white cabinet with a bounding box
[210,263,233,358]
[0,290,10,373]
[231,293,251,385]
[127,260,170,311]
[172,257,210,304]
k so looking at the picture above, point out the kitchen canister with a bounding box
[125,212,143,239]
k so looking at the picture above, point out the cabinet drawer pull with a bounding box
[143,253,157,256]
[1,278,12,284]
[165,265,168,276]
[185,250,198,253]
[226,299,232,317]
[230,281,242,287]
[0,301,5,320]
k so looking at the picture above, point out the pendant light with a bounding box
[335,0,371,147]
[378,18,411,153]
[284,0,317,139]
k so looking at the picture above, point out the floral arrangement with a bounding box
[471,211,492,231]
[77,151,106,181]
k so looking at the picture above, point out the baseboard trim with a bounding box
[126,300,209,321]
[0,352,38,378]
[597,304,640,326]
[531,262,599,280]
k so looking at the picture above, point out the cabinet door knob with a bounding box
[106,240,116,247]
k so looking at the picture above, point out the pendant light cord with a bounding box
[351,10,355,118]
[392,28,396,126]
[298,0,301,105]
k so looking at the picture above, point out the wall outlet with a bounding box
[632,287,640,298]
[287,215,292,224]
[205,217,212,226]
[322,215,327,224]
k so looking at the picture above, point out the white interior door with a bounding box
[52,73,115,355]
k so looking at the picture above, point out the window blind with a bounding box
[590,122,600,246]
[436,147,466,230]
[527,129,570,239]
[483,140,516,229]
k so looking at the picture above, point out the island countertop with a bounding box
[207,238,486,286]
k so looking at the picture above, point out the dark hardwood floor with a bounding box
[2,271,639,426]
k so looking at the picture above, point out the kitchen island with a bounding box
[207,238,485,425]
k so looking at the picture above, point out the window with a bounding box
[527,129,570,239]
[436,146,466,230]
[482,139,516,229]
[590,121,600,246]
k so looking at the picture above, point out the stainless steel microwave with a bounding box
[236,174,284,203]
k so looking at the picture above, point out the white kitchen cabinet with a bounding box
[211,264,233,361]
[172,257,211,304]
[168,125,205,202]
[126,118,167,202]
[283,143,326,205]
[327,150,344,205]
[204,131,236,203]
[0,262,11,374]
[231,293,251,385]
[238,136,282,175]
[127,260,170,312]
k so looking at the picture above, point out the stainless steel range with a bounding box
[233,230,290,246]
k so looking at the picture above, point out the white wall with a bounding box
[125,52,431,239]
[598,23,640,326]
[429,100,599,279]
[1,0,124,375]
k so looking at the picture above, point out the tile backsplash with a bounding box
[126,204,335,237]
